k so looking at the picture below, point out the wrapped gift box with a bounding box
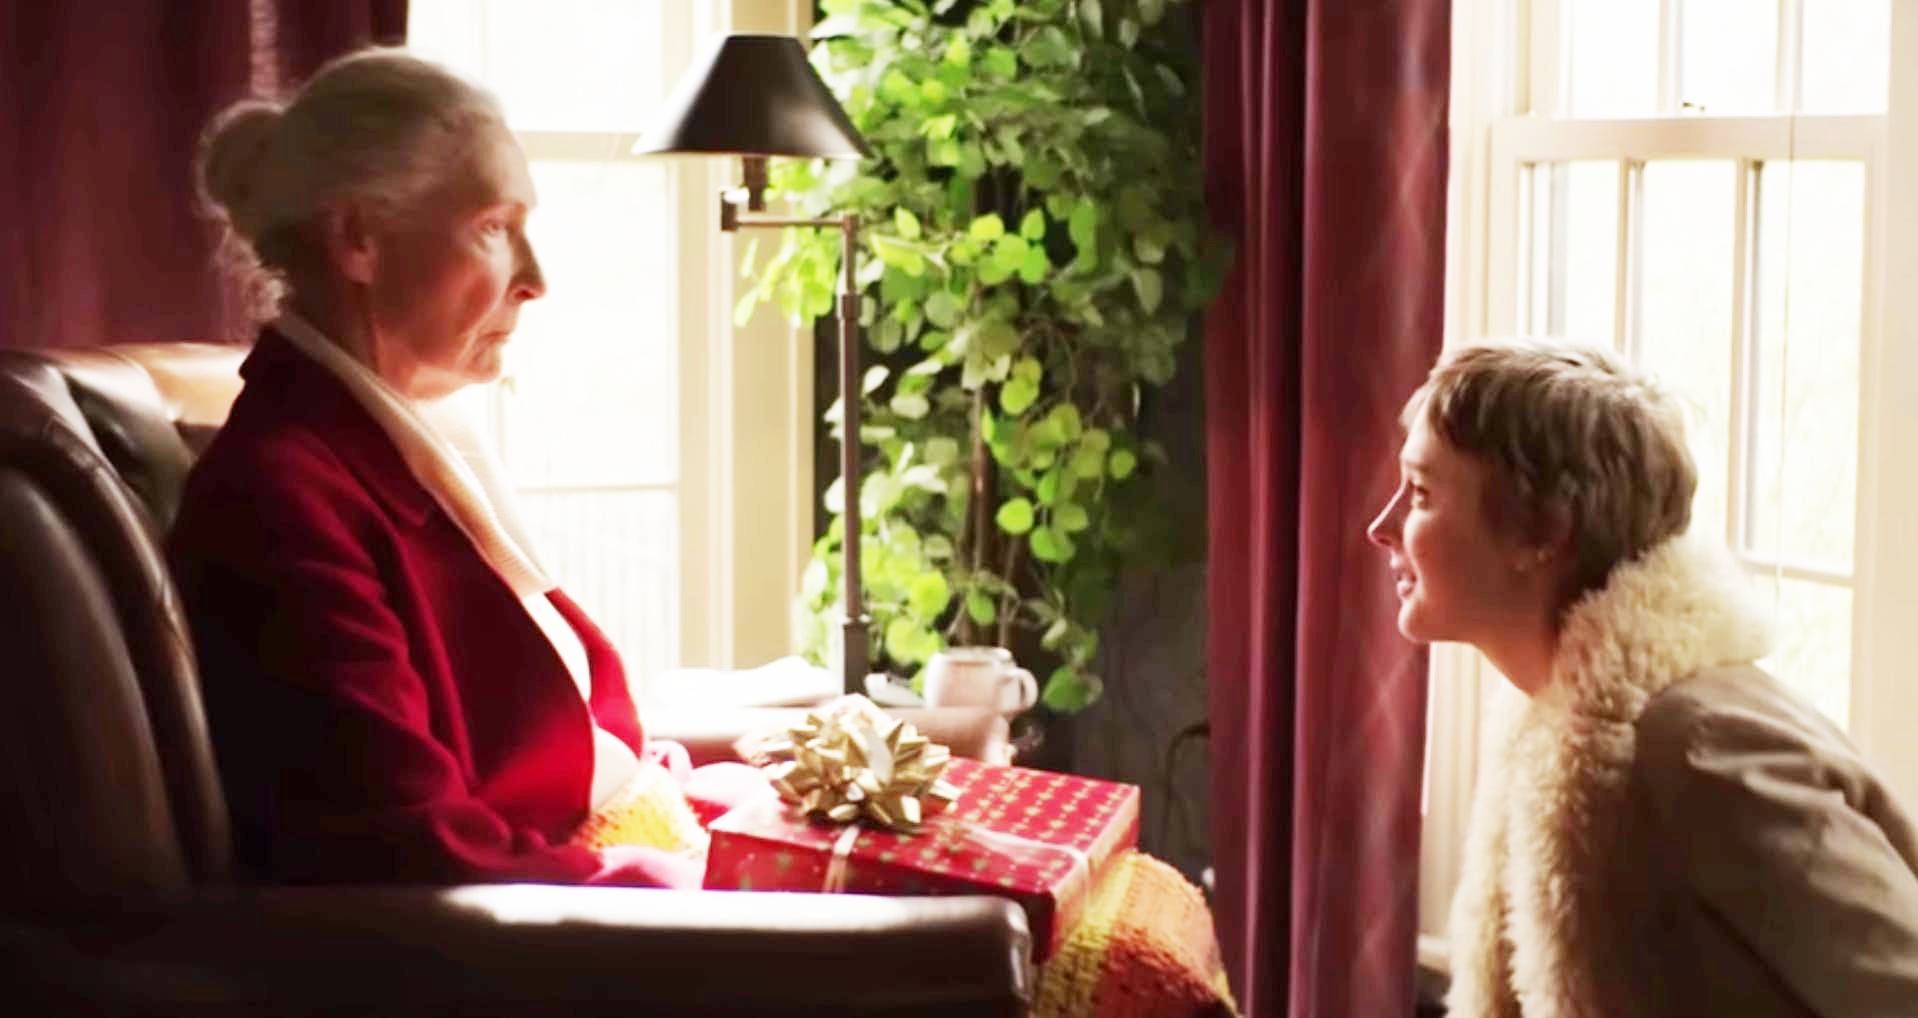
[703,757,1140,960]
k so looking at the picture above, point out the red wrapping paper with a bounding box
[702,758,1141,960]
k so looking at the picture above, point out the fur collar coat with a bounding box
[1445,537,1918,1017]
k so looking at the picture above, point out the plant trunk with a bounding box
[961,385,995,645]
[996,527,1023,650]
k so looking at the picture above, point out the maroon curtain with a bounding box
[0,0,406,351]
[1202,2,1450,1016]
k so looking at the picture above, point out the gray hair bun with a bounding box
[197,99,286,241]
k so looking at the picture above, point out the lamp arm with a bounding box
[720,196,870,695]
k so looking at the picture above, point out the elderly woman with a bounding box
[171,49,734,889]
[1368,341,1918,1015]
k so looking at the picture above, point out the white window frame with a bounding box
[467,0,816,681]
[1424,0,1918,959]
[658,0,819,672]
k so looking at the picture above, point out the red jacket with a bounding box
[169,330,644,885]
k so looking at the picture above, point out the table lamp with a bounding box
[636,33,875,694]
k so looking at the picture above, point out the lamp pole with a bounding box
[720,157,869,694]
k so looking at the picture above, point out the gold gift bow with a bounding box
[760,694,962,835]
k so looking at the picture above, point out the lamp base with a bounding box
[833,612,871,696]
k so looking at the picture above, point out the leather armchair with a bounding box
[0,342,1031,1015]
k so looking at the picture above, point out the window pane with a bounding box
[504,160,679,489]
[1746,161,1862,569]
[1753,573,1852,729]
[521,490,678,694]
[1637,161,1737,544]
[1564,0,1661,116]
[410,2,687,689]
[1523,162,1620,347]
[409,0,665,132]
[1679,0,1780,114]
[1800,0,1890,113]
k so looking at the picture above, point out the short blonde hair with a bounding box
[196,48,505,322]
[1402,340,1696,604]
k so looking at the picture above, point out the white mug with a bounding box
[923,646,1038,716]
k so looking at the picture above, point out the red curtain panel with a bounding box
[0,0,406,351]
[1201,2,1451,1015]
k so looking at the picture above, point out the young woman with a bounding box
[1369,341,1918,1016]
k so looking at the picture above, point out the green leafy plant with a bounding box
[744,0,1226,712]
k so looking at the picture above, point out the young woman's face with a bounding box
[1366,415,1545,646]
[366,122,546,399]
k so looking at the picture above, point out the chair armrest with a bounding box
[650,705,1011,766]
[20,885,1030,1017]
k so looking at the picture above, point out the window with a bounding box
[1426,0,1918,952]
[408,1,816,702]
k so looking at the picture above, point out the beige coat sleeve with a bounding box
[1637,677,1918,1015]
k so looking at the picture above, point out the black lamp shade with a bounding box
[635,34,871,159]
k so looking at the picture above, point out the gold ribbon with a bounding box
[814,802,1092,900]
[761,694,961,835]
[822,825,862,893]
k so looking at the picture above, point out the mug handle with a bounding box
[1000,667,1039,713]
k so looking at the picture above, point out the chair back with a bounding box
[0,343,244,914]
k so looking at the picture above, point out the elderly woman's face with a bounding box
[1366,415,1544,646]
[365,122,545,399]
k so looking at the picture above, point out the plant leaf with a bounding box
[966,590,997,625]
[977,319,1020,359]
[1036,469,1060,505]
[957,142,987,179]
[1108,447,1139,480]
[1048,403,1083,439]
[995,497,1035,535]
[1130,267,1163,314]
[1042,667,1102,711]
[1068,199,1099,254]
[1025,26,1075,68]
[1133,231,1166,265]
[999,376,1039,414]
[889,392,931,419]
[1029,526,1063,562]
[924,290,960,328]
[1026,155,1062,190]
[1078,0,1103,37]
[908,571,951,618]
[990,234,1030,276]
[1018,245,1049,284]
